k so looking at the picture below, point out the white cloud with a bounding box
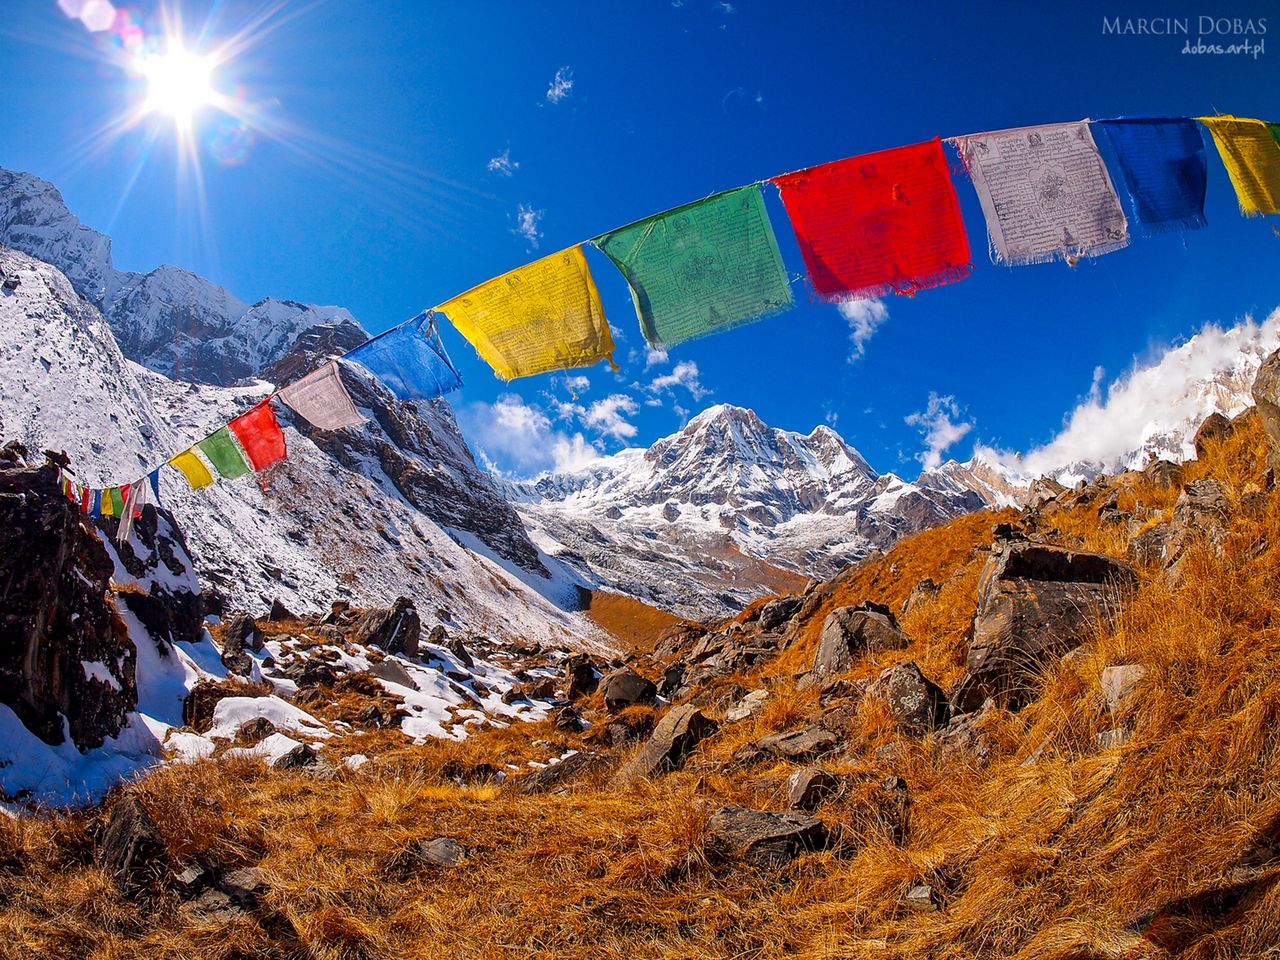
[715,1,735,12]
[460,394,599,476]
[837,298,888,362]
[583,393,640,442]
[486,148,519,177]
[645,347,670,369]
[513,203,543,248]
[546,67,574,104]
[647,360,710,401]
[905,393,973,471]
[562,374,590,395]
[1005,308,1280,477]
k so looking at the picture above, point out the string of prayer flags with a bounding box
[345,313,462,401]
[228,399,287,472]
[169,449,214,490]
[1094,118,1208,234]
[772,138,971,301]
[594,186,793,348]
[1198,115,1280,216]
[277,360,366,429]
[952,121,1129,265]
[197,427,252,481]
[439,246,615,381]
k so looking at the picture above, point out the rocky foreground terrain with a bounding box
[1,347,1278,958]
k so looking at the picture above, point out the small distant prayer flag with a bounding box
[952,121,1130,265]
[277,360,367,429]
[148,468,162,504]
[168,449,214,490]
[80,485,91,513]
[228,399,287,472]
[595,185,793,348]
[773,138,972,301]
[345,314,462,401]
[1198,115,1280,216]
[439,246,616,380]
[90,489,101,518]
[197,427,251,480]
[1094,118,1208,234]
[108,486,125,516]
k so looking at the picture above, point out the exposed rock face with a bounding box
[952,542,1137,712]
[806,604,910,685]
[1163,479,1231,578]
[613,705,718,785]
[518,751,607,794]
[263,324,550,576]
[107,505,204,647]
[0,458,136,749]
[599,668,657,713]
[350,597,421,657]
[706,806,827,868]
[756,595,803,632]
[872,661,950,734]
[98,796,168,898]
[564,654,599,700]
[1193,412,1233,458]
[1254,350,1280,473]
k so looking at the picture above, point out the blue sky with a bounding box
[1,0,1277,477]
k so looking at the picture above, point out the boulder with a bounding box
[951,542,1137,712]
[806,604,910,684]
[220,613,261,675]
[235,716,278,744]
[1193,412,1233,459]
[98,796,168,898]
[732,727,839,768]
[267,598,297,622]
[272,743,318,770]
[873,661,950,734]
[612,705,718,785]
[599,668,657,713]
[0,461,138,749]
[1253,349,1280,473]
[444,633,473,668]
[656,662,685,698]
[935,699,999,766]
[725,688,770,723]
[551,705,584,732]
[350,597,421,657]
[706,807,827,868]
[1101,663,1146,714]
[183,680,266,733]
[901,578,939,616]
[1143,458,1183,488]
[368,659,419,691]
[518,751,607,794]
[563,654,598,700]
[757,595,803,632]
[787,766,840,811]
[1163,479,1231,578]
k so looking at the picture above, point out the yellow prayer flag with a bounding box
[169,449,215,490]
[438,245,616,381]
[1199,115,1280,216]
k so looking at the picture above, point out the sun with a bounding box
[136,43,218,121]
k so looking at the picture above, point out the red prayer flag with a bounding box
[80,486,91,513]
[773,137,972,302]
[228,399,287,471]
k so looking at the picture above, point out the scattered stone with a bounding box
[445,634,473,668]
[1130,522,1171,566]
[500,685,527,705]
[526,676,557,700]
[732,726,839,768]
[235,716,278,744]
[706,806,827,868]
[725,688,770,723]
[1164,479,1231,579]
[818,677,868,707]
[272,743,318,770]
[564,654,599,700]
[519,751,608,794]
[1027,476,1068,508]
[267,598,296,622]
[805,604,910,685]
[952,542,1137,712]
[905,884,940,913]
[1143,459,1183,488]
[350,597,421,657]
[440,760,503,786]
[1254,348,1280,474]
[787,766,840,811]
[223,612,263,657]
[551,705,584,732]
[656,662,685,698]
[600,668,657,712]
[1193,412,1233,459]
[935,698,999,766]
[183,680,266,733]
[220,866,268,907]
[873,661,949,734]
[98,796,168,898]
[901,578,940,616]
[612,705,718,785]
[1101,664,1146,714]
[368,659,419,691]
[757,595,804,632]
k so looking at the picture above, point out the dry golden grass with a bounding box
[581,589,690,657]
[3,418,1279,959]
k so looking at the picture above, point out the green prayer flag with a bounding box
[595,185,793,348]
[109,487,124,515]
[1271,122,1280,147]
[198,426,251,480]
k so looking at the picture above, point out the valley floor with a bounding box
[3,416,1280,960]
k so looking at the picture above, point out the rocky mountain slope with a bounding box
[509,404,1024,619]
[0,245,601,650]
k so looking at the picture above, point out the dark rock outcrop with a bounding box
[563,654,598,700]
[952,542,1137,712]
[757,595,803,633]
[518,751,607,794]
[99,796,168,898]
[0,459,136,749]
[1254,349,1280,473]
[1193,412,1233,458]
[350,597,421,657]
[706,806,827,868]
[805,603,910,685]
[599,668,657,713]
[220,613,260,675]
[872,661,950,734]
[107,504,204,647]
[613,705,718,785]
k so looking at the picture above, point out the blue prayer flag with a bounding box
[90,489,101,518]
[345,312,463,402]
[1095,118,1208,235]
[148,468,162,505]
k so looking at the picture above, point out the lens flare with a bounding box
[136,43,217,121]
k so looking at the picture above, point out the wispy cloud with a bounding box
[905,393,973,471]
[546,66,574,105]
[486,147,519,177]
[647,360,710,401]
[837,298,888,362]
[583,394,640,442]
[715,1,735,12]
[644,347,670,369]
[512,203,543,248]
[461,394,599,476]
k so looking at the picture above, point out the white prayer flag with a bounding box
[277,361,366,431]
